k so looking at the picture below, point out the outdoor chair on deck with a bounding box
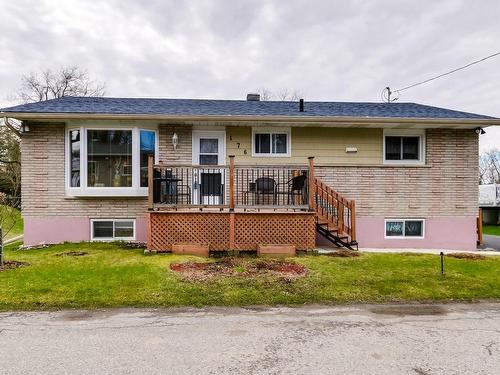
[275,174,308,205]
[253,177,277,205]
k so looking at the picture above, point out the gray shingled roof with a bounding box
[0,96,495,120]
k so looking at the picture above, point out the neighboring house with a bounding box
[479,184,500,224]
[2,95,499,251]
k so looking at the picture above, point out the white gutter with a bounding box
[1,112,500,128]
[2,117,21,137]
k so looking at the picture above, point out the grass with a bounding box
[483,225,500,236]
[0,205,23,240]
[1,241,500,311]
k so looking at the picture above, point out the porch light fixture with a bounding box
[474,127,486,135]
[172,132,178,150]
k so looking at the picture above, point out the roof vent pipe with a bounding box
[299,98,304,112]
[247,93,260,101]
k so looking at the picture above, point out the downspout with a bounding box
[2,117,21,137]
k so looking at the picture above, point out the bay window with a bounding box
[69,130,81,187]
[87,130,133,188]
[67,126,157,196]
[140,130,156,187]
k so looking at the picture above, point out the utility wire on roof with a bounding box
[383,50,500,102]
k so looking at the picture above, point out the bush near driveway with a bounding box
[0,241,499,311]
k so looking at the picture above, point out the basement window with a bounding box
[91,219,135,241]
[385,219,424,239]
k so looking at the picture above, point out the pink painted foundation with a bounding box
[25,216,477,251]
[23,216,148,246]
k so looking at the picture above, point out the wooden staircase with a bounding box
[313,178,358,250]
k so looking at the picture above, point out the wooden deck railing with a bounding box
[148,155,312,210]
[313,177,356,241]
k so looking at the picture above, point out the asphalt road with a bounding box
[483,235,500,251]
[1,303,499,375]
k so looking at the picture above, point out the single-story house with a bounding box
[2,95,499,251]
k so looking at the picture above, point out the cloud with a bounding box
[0,0,499,150]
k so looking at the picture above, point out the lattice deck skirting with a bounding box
[148,211,316,252]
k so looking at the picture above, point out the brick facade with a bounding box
[316,129,479,217]
[21,122,192,218]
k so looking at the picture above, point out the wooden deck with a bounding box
[146,156,357,252]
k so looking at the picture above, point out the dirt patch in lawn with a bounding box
[0,260,29,272]
[170,258,308,282]
[447,252,487,260]
[325,249,360,257]
[55,251,88,257]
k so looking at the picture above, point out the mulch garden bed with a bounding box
[170,258,308,282]
[324,249,361,257]
[447,252,487,260]
[0,260,29,272]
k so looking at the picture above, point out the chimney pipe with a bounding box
[247,93,260,101]
[299,98,304,112]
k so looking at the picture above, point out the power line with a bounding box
[395,50,500,93]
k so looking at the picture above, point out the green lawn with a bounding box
[0,205,23,240]
[1,241,499,311]
[483,225,500,236]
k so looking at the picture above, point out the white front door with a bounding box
[192,131,226,205]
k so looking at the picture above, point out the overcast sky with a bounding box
[1,0,499,151]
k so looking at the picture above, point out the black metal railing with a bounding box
[148,157,310,210]
[151,165,227,206]
[233,166,309,208]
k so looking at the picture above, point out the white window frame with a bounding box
[383,129,425,165]
[65,124,158,197]
[90,219,136,241]
[251,127,291,157]
[384,218,425,239]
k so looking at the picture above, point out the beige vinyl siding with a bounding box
[226,126,383,165]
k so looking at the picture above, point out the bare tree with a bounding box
[255,88,274,101]
[254,88,303,101]
[0,66,106,201]
[19,65,105,103]
[479,149,500,184]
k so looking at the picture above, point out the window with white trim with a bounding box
[252,128,291,156]
[383,130,425,164]
[385,219,424,238]
[91,219,135,241]
[67,126,157,196]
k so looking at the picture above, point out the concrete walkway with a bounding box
[482,235,500,251]
[360,247,500,255]
[1,303,499,374]
[318,246,500,256]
